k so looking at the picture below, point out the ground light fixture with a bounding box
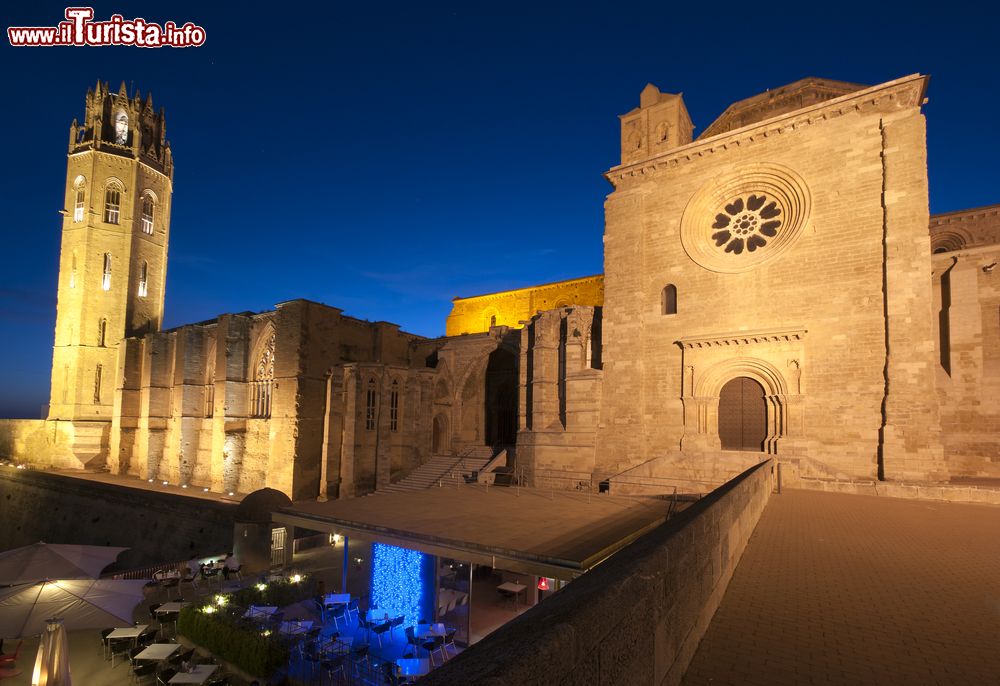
[537,577,550,591]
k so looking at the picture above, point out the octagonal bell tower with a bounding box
[48,81,173,466]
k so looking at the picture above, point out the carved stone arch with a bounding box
[249,322,277,381]
[695,357,789,399]
[103,176,126,193]
[685,357,795,454]
[141,188,159,203]
[931,229,971,254]
[247,321,276,419]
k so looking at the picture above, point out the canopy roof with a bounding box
[275,485,671,580]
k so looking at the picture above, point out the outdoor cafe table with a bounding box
[416,623,447,640]
[135,643,180,662]
[497,581,527,607]
[279,619,313,636]
[365,609,395,623]
[107,624,149,643]
[155,602,190,614]
[168,664,218,684]
[243,606,278,619]
[324,593,350,607]
[396,657,431,678]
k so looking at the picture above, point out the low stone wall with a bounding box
[421,459,775,686]
[0,419,76,468]
[0,467,238,571]
[797,475,1000,505]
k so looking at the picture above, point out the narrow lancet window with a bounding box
[662,284,678,315]
[138,261,148,297]
[140,195,154,234]
[102,253,112,291]
[390,380,399,432]
[365,378,377,430]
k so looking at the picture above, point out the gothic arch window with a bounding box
[102,253,112,291]
[98,318,107,347]
[662,284,678,315]
[73,176,86,222]
[390,380,400,432]
[365,378,377,430]
[103,182,122,224]
[249,330,275,418]
[140,193,155,234]
[490,315,497,327]
[114,110,129,145]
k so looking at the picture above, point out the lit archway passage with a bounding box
[718,376,766,452]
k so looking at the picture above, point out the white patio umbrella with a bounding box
[0,579,148,639]
[31,618,71,686]
[0,542,127,586]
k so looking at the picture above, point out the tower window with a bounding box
[249,331,275,419]
[140,195,154,234]
[662,284,678,315]
[98,319,107,347]
[102,253,112,291]
[390,380,400,432]
[73,177,86,222]
[104,186,121,224]
[70,251,77,289]
[365,378,377,431]
[138,261,148,298]
[93,364,103,403]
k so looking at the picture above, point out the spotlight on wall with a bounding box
[148,478,154,483]
[228,492,235,497]
[181,484,188,489]
[162,481,168,486]
[203,488,209,492]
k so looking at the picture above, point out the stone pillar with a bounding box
[339,367,358,498]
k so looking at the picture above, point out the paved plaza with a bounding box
[682,489,1000,686]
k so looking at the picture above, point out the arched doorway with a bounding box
[718,376,766,451]
[485,348,517,447]
[432,414,449,454]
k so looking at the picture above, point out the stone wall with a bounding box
[596,74,946,484]
[933,245,1000,476]
[420,459,775,686]
[0,468,236,571]
[446,275,604,336]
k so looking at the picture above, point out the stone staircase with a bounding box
[376,447,494,494]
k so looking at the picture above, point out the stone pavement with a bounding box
[681,489,1000,686]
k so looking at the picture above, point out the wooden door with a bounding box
[718,376,766,451]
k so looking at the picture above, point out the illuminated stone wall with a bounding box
[594,74,949,485]
[932,242,1000,476]
[445,275,604,336]
[106,300,440,501]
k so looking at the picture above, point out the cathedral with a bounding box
[1,74,997,501]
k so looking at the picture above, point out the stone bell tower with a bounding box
[618,83,694,165]
[48,81,173,466]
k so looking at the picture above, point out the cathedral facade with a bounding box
[1,74,997,501]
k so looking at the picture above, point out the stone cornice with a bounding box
[676,327,807,349]
[605,74,928,187]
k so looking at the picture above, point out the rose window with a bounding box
[710,194,782,255]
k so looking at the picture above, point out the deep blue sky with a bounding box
[1,1,996,417]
